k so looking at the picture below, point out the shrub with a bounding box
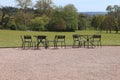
[29,15,49,31]
[6,17,17,30]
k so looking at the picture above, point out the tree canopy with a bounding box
[0,0,120,33]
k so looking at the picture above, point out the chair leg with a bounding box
[83,41,86,47]
[36,42,40,49]
[45,42,48,49]
[100,41,102,47]
[23,42,25,49]
[21,42,24,48]
[90,41,95,48]
[54,41,56,48]
[97,42,99,47]
[72,42,74,47]
[56,43,58,48]
[64,42,66,48]
[73,41,76,47]
[72,41,76,47]
[61,42,62,47]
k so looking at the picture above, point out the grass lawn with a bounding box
[0,30,120,48]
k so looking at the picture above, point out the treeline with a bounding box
[0,0,79,31]
[91,5,120,33]
[0,0,120,33]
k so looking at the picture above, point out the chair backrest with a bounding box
[55,35,65,41]
[20,35,24,42]
[37,35,46,41]
[24,35,32,42]
[73,34,80,41]
[92,35,101,41]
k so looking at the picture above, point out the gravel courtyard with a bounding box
[0,46,120,80]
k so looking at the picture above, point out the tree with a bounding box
[91,16,98,30]
[15,0,32,25]
[34,0,53,16]
[0,9,3,28]
[106,5,120,33]
[2,14,9,29]
[50,18,66,31]
[106,5,113,15]
[47,4,78,31]
[91,15,105,31]
[106,5,120,18]
[102,15,116,33]
[0,6,17,28]
[6,16,17,30]
[47,7,65,31]
[114,18,119,33]
[29,15,49,31]
[15,11,34,30]
[15,0,32,10]
[63,4,78,31]
[78,13,88,30]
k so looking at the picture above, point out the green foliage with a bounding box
[56,18,66,30]
[4,0,120,33]
[2,15,17,30]
[63,4,78,31]
[105,5,120,33]
[6,16,17,30]
[14,11,24,25]
[101,15,116,33]
[78,18,87,30]
[29,15,49,31]
[106,5,120,18]
[91,15,105,30]
[47,7,66,31]
[52,18,66,31]
[34,0,53,16]
[2,15,9,29]
[47,5,78,31]
[15,11,34,29]
[0,11,2,21]
[118,16,120,28]
[17,25,27,31]
[106,5,113,14]
[78,14,89,30]
[15,0,32,9]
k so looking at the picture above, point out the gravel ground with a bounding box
[0,46,120,80]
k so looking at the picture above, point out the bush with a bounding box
[17,25,27,31]
[6,16,17,30]
[29,16,49,31]
[10,24,17,30]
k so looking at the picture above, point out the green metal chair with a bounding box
[20,35,33,49]
[72,34,85,47]
[89,35,102,47]
[54,35,66,48]
[36,35,48,49]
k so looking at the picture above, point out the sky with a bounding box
[0,0,120,12]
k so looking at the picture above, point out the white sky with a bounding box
[0,0,120,12]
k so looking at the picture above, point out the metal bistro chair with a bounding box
[20,35,33,49]
[89,35,102,47]
[45,36,57,48]
[54,35,66,48]
[72,34,85,48]
[36,35,48,49]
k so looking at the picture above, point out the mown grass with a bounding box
[0,30,120,48]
